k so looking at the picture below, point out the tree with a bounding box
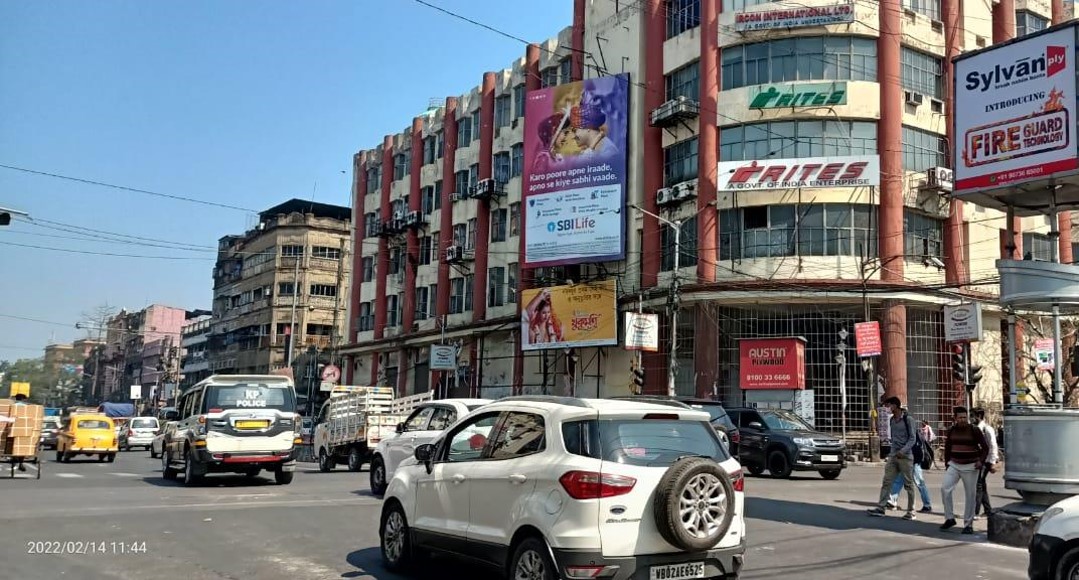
[1,357,84,407]
[1018,316,1079,407]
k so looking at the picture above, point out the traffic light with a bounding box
[967,364,983,392]
[630,357,645,394]
[952,347,968,384]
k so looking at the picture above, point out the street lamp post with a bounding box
[629,204,681,398]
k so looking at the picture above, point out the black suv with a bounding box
[726,406,846,480]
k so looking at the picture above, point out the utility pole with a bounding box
[629,204,682,398]
[837,328,848,444]
[287,251,302,369]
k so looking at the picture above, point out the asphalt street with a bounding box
[0,451,1029,580]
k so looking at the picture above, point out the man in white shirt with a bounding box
[972,407,1000,518]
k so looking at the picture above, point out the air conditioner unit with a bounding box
[450,191,465,203]
[511,118,519,129]
[406,210,425,228]
[656,187,674,206]
[445,245,464,263]
[672,181,697,201]
[929,98,945,114]
[393,210,405,221]
[471,178,500,199]
[925,166,954,193]
[650,96,700,127]
[904,91,924,106]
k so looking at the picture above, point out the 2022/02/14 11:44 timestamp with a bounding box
[27,541,148,555]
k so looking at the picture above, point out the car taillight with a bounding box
[731,429,741,444]
[731,469,744,492]
[559,471,636,499]
[127,429,134,437]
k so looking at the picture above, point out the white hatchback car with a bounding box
[369,398,491,496]
[379,396,746,580]
[1029,493,1079,580]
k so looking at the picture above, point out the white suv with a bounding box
[369,398,491,496]
[378,396,746,580]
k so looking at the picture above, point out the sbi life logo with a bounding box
[548,217,597,233]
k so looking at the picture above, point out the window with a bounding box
[722,36,877,90]
[404,407,434,431]
[312,246,341,260]
[280,245,303,257]
[454,170,469,197]
[513,84,526,118]
[469,163,479,189]
[722,0,770,11]
[278,282,295,296]
[467,218,478,250]
[465,273,475,312]
[444,413,500,462]
[416,286,430,320]
[507,263,518,304]
[306,323,333,336]
[393,151,410,180]
[457,115,473,147]
[436,131,444,159]
[903,0,941,21]
[488,266,506,307]
[366,166,381,194]
[902,126,946,172]
[364,213,379,237]
[357,302,373,332]
[494,152,511,183]
[491,208,508,242]
[719,203,876,260]
[387,294,400,327]
[664,138,698,187]
[421,186,435,214]
[1023,232,1055,261]
[453,224,467,248]
[720,120,877,161]
[490,412,546,459]
[389,246,402,275]
[561,417,728,464]
[510,203,521,237]
[450,278,466,314]
[1017,10,1049,36]
[310,284,338,298]
[422,136,437,165]
[433,181,442,211]
[904,211,944,259]
[560,58,573,84]
[494,95,512,128]
[419,236,433,266]
[541,67,559,88]
[511,143,525,177]
[661,217,698,271]
[428,406,458,431]
[665,62,700,101]
[901,47,943,99]
[667,0,701,38]
[428,284,438,315]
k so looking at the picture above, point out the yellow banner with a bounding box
[10,382,30,397]
[521,280,618,351]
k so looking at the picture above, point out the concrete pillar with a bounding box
[994,0,1022,260]
[572,0,586,81]
[348,151,368,345]
[943,0,966,287]
[515,45,542,395]
[403,117,423,333]
[374,135,393,340]
[878,0,908,403]
[1054,0,1074,262]
[436,98,458,320]
[641,0,665,289]
[697,0,719,284]
[694,305,718,398]
[474,72,495,323]
[397,350,408,397]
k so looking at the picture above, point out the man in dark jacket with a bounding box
[867,396,918,520]
[940,406,989,534]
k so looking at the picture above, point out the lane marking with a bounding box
[109,472,141,477]
[54,473,84,478]
[1,497,381,519]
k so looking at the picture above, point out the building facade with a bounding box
[207,199,351,376]
[180,315,212,390]
[97,304,194,402]
[341,0,1078,436]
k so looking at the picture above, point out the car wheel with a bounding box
[820,469,842,480]
[274,468,293,485]
[245,468,261,478]
[380,502,415,572]
[1056,545,1079,580]
[746,465,765,476]
[347,447,364,472]
[183,448,202,486]
[162,451,178,480]
[62,452,71,463]
[768,450,793,479]
[653,456,737,552]
[106,453,116,463]
[98,454,107,462]
[55,450,62,463]
[509,537,557,580]
[318,448,334,473]
[370,456,388,496]
[150,445,159,459]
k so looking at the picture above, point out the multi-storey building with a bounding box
[44,339,101,372]
[97,304,193,402]
[208,199,351,376]
[180,315,212,390]
[341,0,1077,435]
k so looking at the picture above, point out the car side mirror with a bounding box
[414,443,434,473]
[748,422,764,430]
[396,422,406,434]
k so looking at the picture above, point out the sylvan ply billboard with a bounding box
[954,26,1079,193]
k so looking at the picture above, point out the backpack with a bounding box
[909,416,934,469]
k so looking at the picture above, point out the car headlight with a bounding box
[1034,507,1064,534]
[793,437,815,447]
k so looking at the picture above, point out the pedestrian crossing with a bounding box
[8,470,145,480]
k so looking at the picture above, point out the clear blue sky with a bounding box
[0,0,571,362]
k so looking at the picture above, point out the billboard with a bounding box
[954,26,1078,193]
[521,280,618,351]
[739,337,806,390]
[735,2,855,31]
[523,74,629,267]
[717,155,880,191]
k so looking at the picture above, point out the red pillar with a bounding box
[942,0,966,288]
[995,0,1022,261]
[697,0,718,285]
[374,135,393,342]
[515,45,541,394]
[572,0,585,81]
[349,152,368,345]
[641,0,665,289]
[436,97,459,394]
[1053,0,1074,263]
[403,118,423,332]
[474,73,495,323]
[878,0,908,403]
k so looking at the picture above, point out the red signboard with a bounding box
[739,337,806,390]
[855,321,882,358]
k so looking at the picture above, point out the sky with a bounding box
[0,0,572,362]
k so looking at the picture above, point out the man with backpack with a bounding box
[886,418,934,513]
[867,396,918,520]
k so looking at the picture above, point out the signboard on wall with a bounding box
[429,345,458,371]
[129,385,142,400]
[523,74,629,267]
[943,303,984,343]
[749,82,847,109]
[954,26,1079,193]
[521,281,618,351]
[855,321,882,358]
[716,155,880,191]
[1034,338,1056,370]
[734,2,855,31]
[738,337,807,390]
[624,312,660,351]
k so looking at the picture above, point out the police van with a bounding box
[162,374,302,486]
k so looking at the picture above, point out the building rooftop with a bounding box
[258,198,351,223]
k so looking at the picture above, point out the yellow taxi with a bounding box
[57,414,119,462]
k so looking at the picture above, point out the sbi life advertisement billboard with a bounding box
[522,74,629,267]
[954,25,1079,194]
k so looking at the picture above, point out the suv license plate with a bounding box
[650,562,705,580]
[821,454,839,462]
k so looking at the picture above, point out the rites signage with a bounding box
[943,303,984,343]
[854,321,882,358]
[749,82,847,109]
[739,337,807,390]
[954,26,1079,193]
[735,2,855,31]
[716,155,880,191]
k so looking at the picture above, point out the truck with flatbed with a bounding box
[313,386,432,473]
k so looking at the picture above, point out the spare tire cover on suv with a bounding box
[653,456,736,552]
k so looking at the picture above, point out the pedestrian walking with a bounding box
[867,396,918,520]
[972,408,1000,518]
[919,420,936,450]
[940,406,990,534]
[886,461,933,513]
